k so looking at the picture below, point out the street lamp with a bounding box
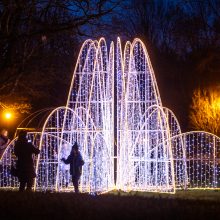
[4,111,13,120]
[0,103,14,122]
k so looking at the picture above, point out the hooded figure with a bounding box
[14,130,40,191]
[61,142,84,193]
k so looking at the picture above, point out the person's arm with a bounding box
[79,154,85,166]
[61,155,71,164]
[30,143,40,155]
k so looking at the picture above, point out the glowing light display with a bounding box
[0,38,220,193]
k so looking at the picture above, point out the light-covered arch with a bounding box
[117,104,175,193]
[116,37,176,193]
[169,131,220,189]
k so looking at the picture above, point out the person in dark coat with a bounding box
[0,129,10,186]
[0,129,10,159]
[61,142,84,193]
[14,130,40,191]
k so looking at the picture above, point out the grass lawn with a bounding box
[0,190,219,220]
[113,189,220,201]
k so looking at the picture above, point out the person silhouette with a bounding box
[0,129,10,159]
[14,131,40,191]
[61,142,84,193]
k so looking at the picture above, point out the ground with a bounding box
[0,190,219,220]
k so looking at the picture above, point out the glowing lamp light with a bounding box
[5,112,12,119]
[3,111,13,120]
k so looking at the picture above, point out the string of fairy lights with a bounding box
[0,38,220,193]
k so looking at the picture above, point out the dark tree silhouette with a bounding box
[0,0,120,109]
[1,0,220,134]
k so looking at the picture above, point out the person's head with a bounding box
[0,129,8,137]
[18,130,27,141]
[71,142,79,155]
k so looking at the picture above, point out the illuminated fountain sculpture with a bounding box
[0,38,220,193]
